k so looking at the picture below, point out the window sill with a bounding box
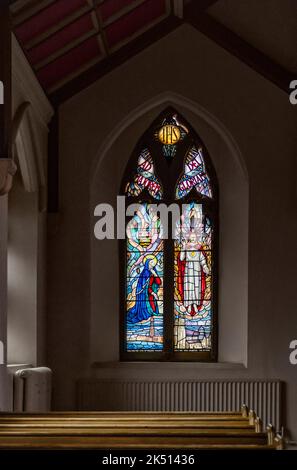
[92,361,246,370]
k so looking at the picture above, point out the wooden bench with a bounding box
[0,405,284,449]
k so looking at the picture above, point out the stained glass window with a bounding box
[155,114,188,159]
[125,148,162,199]
[174,202,212,351]
[122,109,218,361]
[176,145,212,199]
[126,204,163,351]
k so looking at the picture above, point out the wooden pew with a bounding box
[0,405,284,449]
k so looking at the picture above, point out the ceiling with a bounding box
[12,0,172,94]
[11,0,296,105]
[208,0,297,76]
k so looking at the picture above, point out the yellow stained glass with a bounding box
[158,125,181,145]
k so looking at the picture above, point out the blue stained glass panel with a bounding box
[126,203,163,351]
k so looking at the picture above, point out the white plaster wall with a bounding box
[7,174,39,365]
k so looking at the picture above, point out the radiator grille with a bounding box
[77,380,282,430]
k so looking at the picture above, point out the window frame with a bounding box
[120,108,219,362]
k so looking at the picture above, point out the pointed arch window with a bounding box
[121,109,218,361]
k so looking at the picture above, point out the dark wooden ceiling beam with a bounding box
[46,0,294,104]
[15,0,146,51]
[50,14,182,105]
[35,27,99,71]
[25,4,93,50]
[92,0,109,57]
[101,0,147,28]
[11,0,56,25]
[184,2,294,94]
[191,0,219,11]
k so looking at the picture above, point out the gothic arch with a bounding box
[90,92,248,366]
[91,91,248,185]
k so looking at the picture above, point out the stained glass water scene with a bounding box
[155,114,188,159]
[176,145,212,199]
[123,110,217,359]
[174,202,212,351]
[125,148,162,199]
[126,203,164,351]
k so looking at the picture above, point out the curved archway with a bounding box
[91,91,248,185]
[90,92,248,366]
[119,107,219,361]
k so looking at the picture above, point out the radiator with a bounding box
[78,379,282,431]
[13,367,52,412]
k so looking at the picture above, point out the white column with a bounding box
[0,0,12,410]
[0,194,9,410]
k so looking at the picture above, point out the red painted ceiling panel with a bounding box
[37,36,101,89]
[27,13,95,66]
[15,0,89,45]
[99,0,138,22]
[105,0,166,48]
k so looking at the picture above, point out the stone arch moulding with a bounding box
[90,91,249,366]
[91,91,248,185]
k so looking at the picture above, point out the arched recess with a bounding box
[120,108,219,361]
[90,92,249,367]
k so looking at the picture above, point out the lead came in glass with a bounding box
[125,148,162,199]
[122,110,217,359]
[176,145,212,199]
[126,204,164,351]
[174,202,212,351]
